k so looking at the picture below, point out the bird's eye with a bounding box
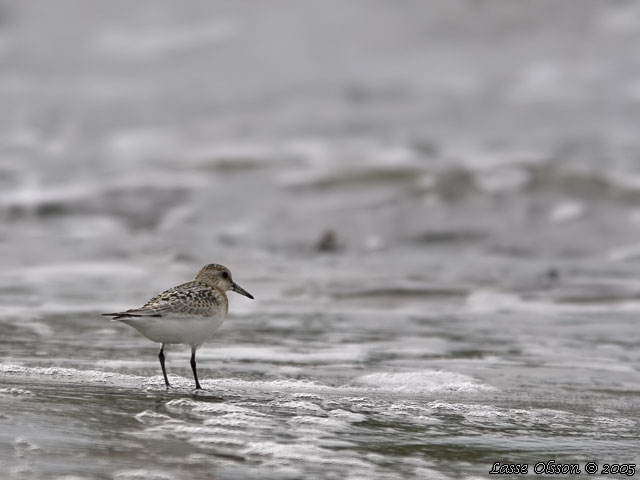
[221,271,229,279]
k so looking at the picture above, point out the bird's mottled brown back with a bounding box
[132,281,227,317]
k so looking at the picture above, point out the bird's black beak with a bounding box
[231,282,254,299]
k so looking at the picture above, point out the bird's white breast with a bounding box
[120,313,226,348]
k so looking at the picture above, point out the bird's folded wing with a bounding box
[104,281,219,318]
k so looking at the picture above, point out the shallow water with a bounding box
[2,1,640,479]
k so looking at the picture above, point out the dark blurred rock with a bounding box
[315,229,340,252]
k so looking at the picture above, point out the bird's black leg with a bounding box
[159,344,170,388]
[190,346,202,390]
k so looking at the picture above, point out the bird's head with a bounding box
[195,264,254,299]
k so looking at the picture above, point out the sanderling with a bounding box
[102,264,254,389]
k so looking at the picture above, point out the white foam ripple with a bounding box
[0,363,146,384]
[355,370,496,394]
[0,363,494,401]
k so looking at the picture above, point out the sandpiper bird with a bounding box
[102,264,254,389]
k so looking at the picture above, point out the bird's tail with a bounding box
[101,312,162,320]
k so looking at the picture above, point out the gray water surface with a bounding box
[2,1,640,479]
